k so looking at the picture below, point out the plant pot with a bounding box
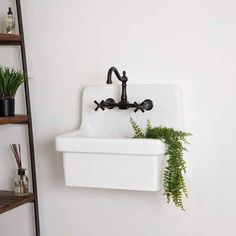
[0,98,15,117]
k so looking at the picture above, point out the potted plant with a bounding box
[130,118,191,210]
[0,67,25,117]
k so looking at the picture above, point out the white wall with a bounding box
[0,0,236,235]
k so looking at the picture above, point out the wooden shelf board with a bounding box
[0,191,34,214]
[0,34,21,45]
[0,115,28,125]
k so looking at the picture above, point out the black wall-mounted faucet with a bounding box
[94,66,154,112]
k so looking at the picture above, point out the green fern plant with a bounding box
[0,67,25,99]
[130,118,191,210]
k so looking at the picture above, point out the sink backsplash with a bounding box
[81,84,183,138]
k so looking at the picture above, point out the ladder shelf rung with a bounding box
[0,34,21,45]
[0,115,28,125]
[0,191,34,214]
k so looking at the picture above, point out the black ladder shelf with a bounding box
[0,0,40,235]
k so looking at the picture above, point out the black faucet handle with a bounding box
[94,100,105,111]
[133,99,154,113]
[134,102,145,113]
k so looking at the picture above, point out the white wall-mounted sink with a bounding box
[56,84,183,191]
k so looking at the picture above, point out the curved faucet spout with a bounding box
[106,66,128,104]
[106,67,128,84]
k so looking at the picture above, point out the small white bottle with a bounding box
[5,7,16,34]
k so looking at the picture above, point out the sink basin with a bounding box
[56,84,183,191]
[56,129,166,191]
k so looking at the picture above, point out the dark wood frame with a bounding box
[0,1,40,235]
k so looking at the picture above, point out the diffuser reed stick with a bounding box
[10,144,22,169]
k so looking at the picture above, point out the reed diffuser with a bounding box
[10,144,29,196]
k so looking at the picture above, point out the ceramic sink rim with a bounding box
[56,129,166,155]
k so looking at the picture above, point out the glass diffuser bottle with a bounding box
[5,7,16,34]
[14,168,29,196]
[10,144,29,196]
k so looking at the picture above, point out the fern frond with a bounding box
[130,119,191,210]
[145,119,152,136]
[130,117,144,138]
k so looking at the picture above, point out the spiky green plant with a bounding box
[0,67,25,99]
[130,118,191,210]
